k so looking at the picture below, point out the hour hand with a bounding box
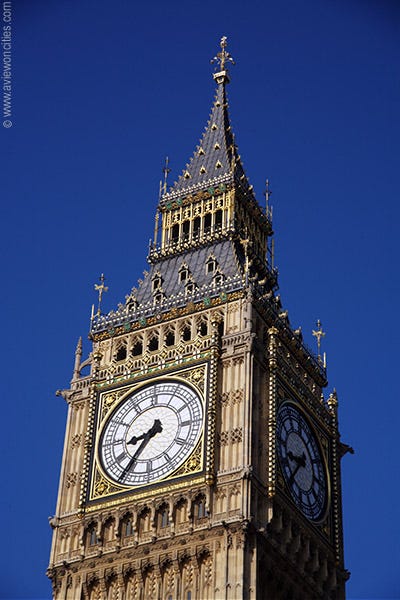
[127,434,140,446]
[287,450,306,467]
[127,419,163,446]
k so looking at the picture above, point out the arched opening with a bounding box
[87,525,97,547]
[193,495,207,520]
[123,515,134,538]
[165,331,175,347]
[171,223,179,242]
[115,345,127,362]
[199,321,208,336]
[182,220,190,241]
[193,216,201,238]
[157,504,169,530]
[148,335,159,352]
[182,326,191,341]
[132,340,143,356]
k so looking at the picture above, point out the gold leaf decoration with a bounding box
[101,389,125,421]
[92,469,121,499]
[173,441,202,477]
[179,366,205,391]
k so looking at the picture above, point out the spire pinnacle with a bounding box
[94,273,108,317]
[211,36,235,84]
[312,319,326,367]
[163,37,252,200]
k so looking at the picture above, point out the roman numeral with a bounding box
[116,450,128,463]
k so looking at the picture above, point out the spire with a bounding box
[162,37,252,201]
[73,336,82,380]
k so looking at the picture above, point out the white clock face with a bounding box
[277,402,328,522]
[99,381,203,487]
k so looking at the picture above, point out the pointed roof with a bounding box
[162,37,253,202]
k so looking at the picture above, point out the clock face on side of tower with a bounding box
[276,401,329,523]
[99,380,204,487]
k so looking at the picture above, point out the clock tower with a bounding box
[48,38,350,599]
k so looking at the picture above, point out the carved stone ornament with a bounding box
[92,469,121,499]
[101,389,126,421]
[179,365,206,390]
[71,433,82,449]
[66,472,78,488]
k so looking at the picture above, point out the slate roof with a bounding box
[162,77,252,201]
[134,238,244,305]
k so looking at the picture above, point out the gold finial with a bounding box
[94,273,108,317]
[211,36,235,82]
[312,319,326,366]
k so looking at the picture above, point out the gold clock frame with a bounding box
[276,398,332,526]
[87,362,211,506]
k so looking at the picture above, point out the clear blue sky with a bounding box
[1,1,399,598]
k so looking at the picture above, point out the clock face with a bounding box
[276,402,328,522]
[99,381,203,487]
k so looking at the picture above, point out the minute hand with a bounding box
[120,435,151,481]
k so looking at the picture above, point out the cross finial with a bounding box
[312,319,326,366]
[211,37,235,83]
[94,273,108,317]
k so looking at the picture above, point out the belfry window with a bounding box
[204,213,212,233]
[171,223,179,242]
[182,325,191,341]
[215,209,223,227]
[182,220,190,240]
[198,321,208,336]
[115,345,127,362]
[165,331,175,347]
[148,335,159,352]
[193,217,201,238]
[132,340,143,356]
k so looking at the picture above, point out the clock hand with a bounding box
[287,451,307,485]
[288,462,302,485]
[287,450,306,468]
[127,418,163,446]
[120,419,163,482]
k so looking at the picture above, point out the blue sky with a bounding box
[1,1,399,598]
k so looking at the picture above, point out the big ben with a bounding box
[48,38,350,599]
